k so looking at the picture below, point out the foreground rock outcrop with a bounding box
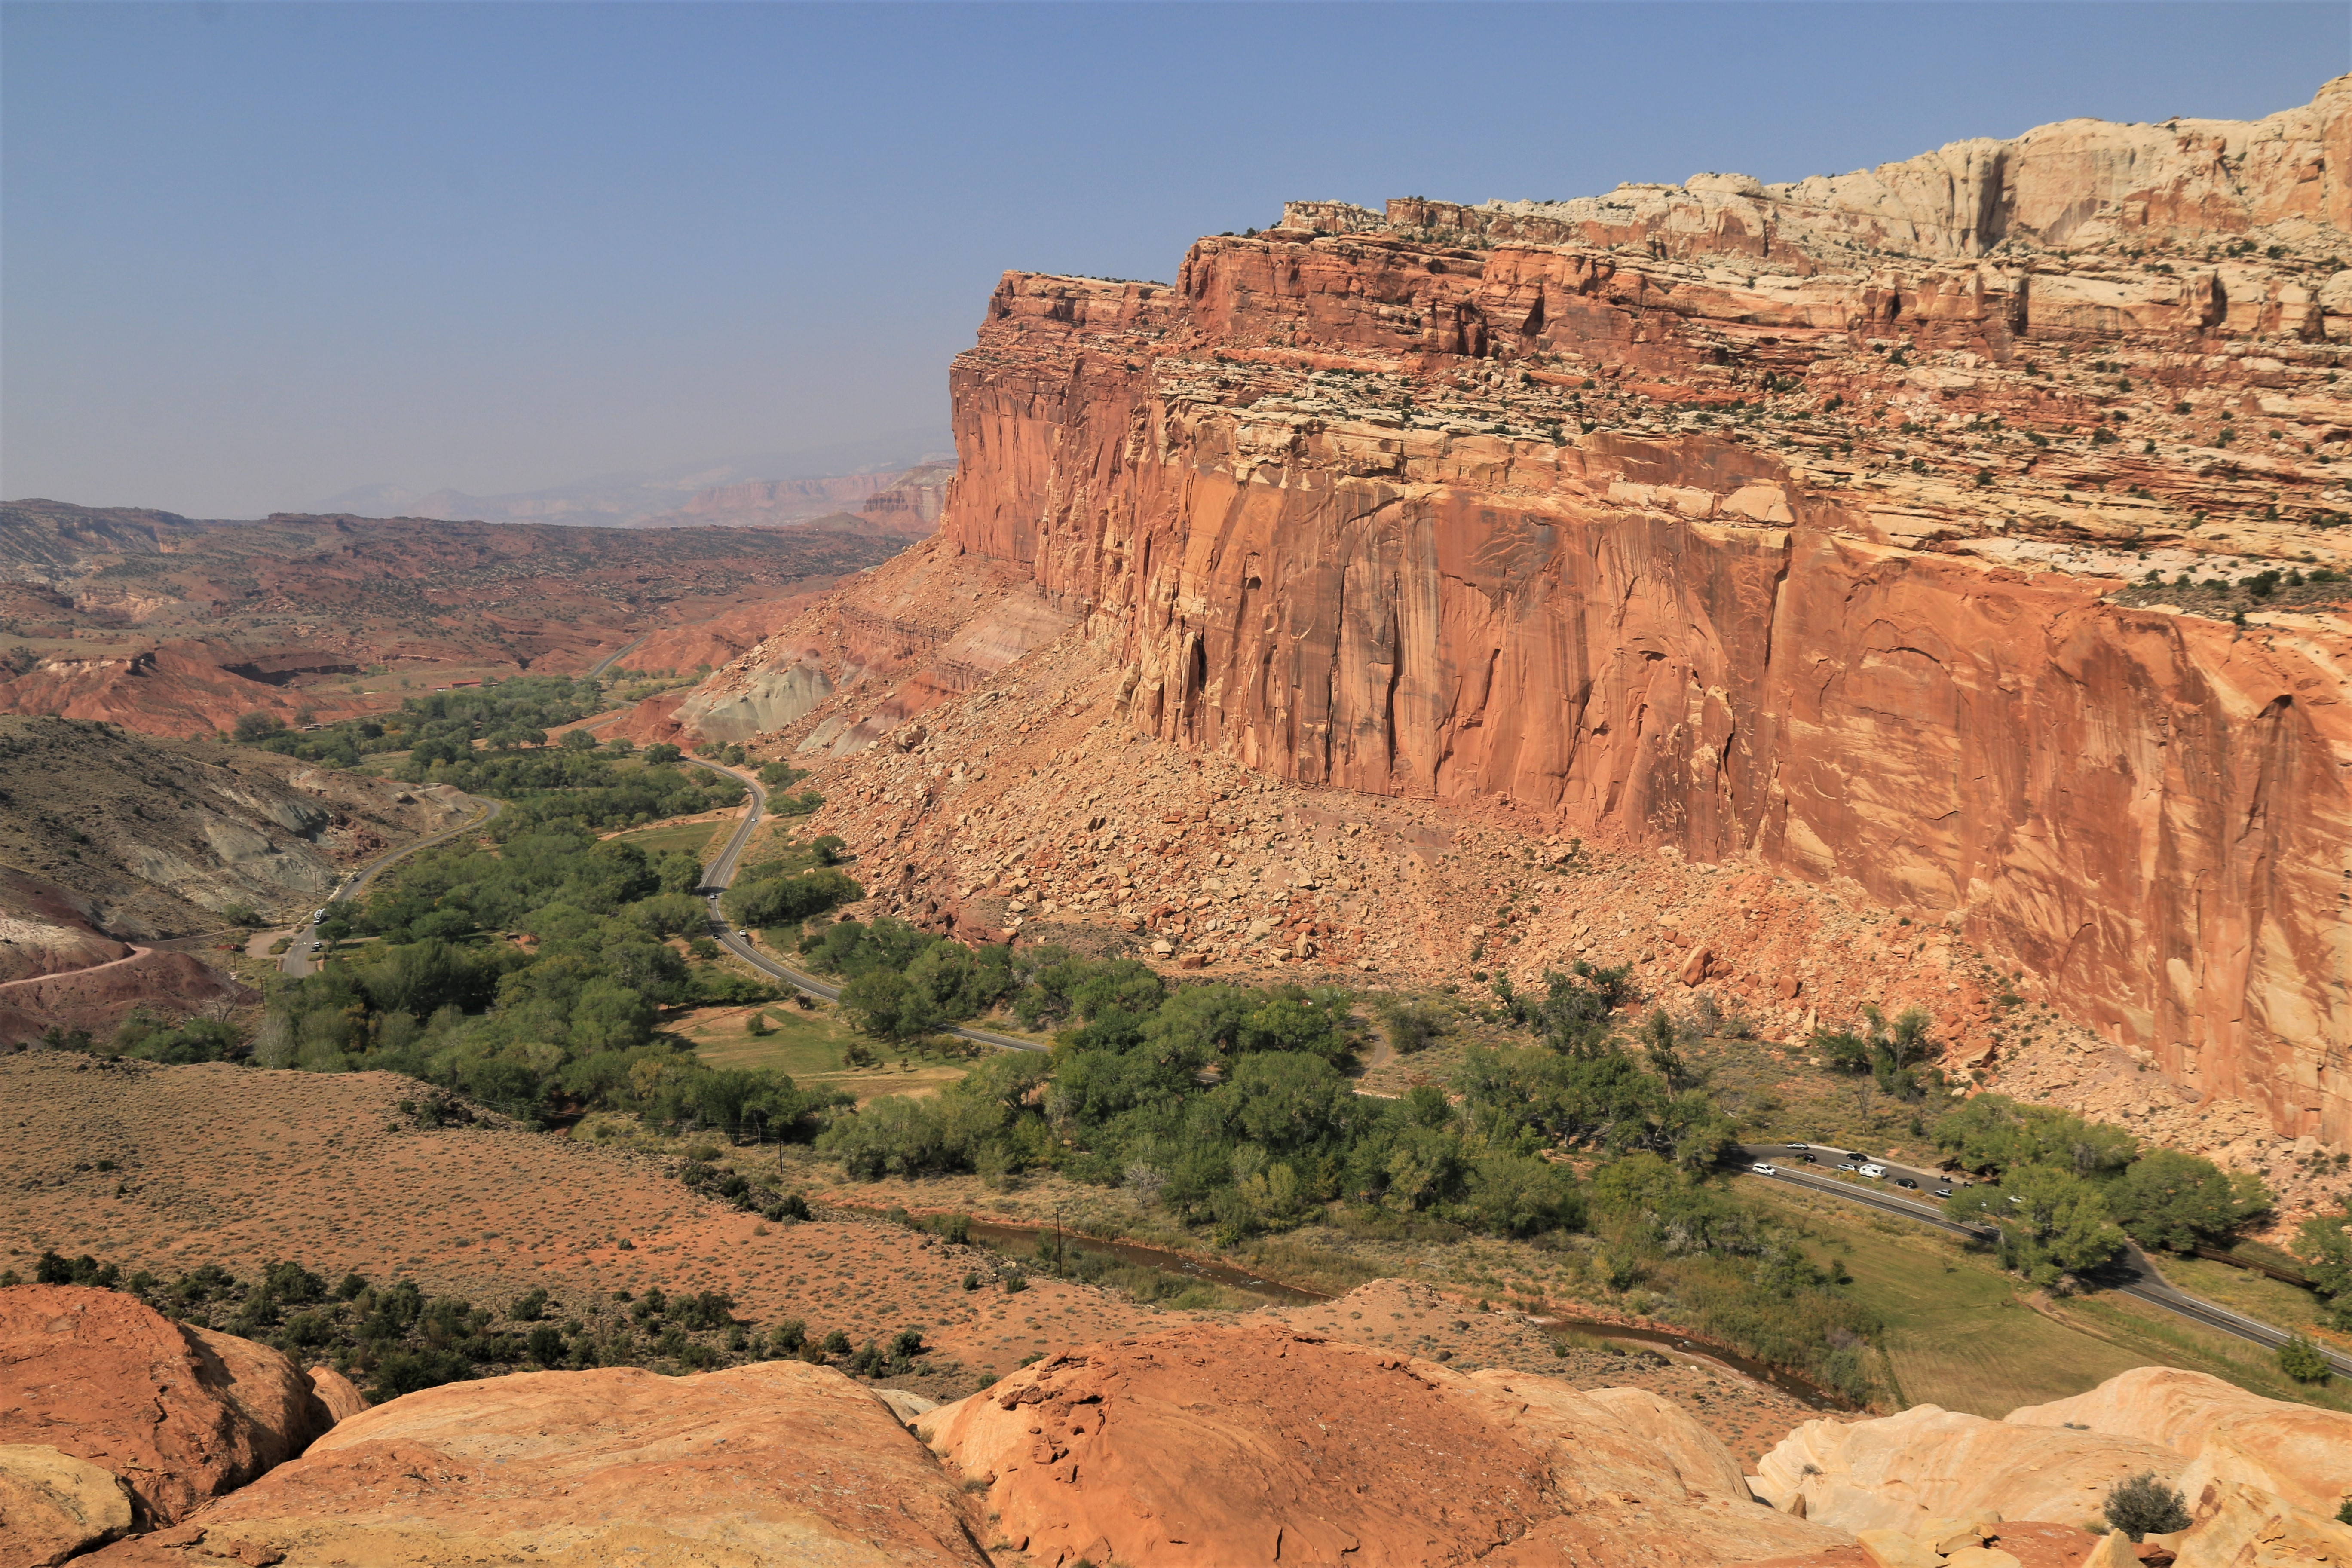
[0,1286,331,1547]
[86,1362,992,1568]
[2006,1366,2352,1521]
[1755,1366,2352,1568]
[922,1321,1850,1566]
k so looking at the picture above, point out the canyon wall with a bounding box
[929,80,2352,1139]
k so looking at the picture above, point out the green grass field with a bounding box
[1749,1185,2352,1417]
[682,1000,979,1104]
[606,817,724,860]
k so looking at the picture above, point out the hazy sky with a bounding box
[5,2,2345,517]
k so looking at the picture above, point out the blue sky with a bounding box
[4,2,2345,517]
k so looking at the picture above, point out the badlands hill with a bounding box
[0,716,465,1042]
[636,77,2352,1162]
[0,502,909,739]
[4,1280,2345,1566]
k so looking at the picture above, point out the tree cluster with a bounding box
[1933,1096,2271,1285]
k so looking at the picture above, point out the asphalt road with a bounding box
[1728,1140,2352,1378]
[681,754,1047,1055]
[281,795,504,978]
[586,634,649,680]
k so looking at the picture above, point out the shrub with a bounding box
[2279,1333,2333,1384]
[1373,996,1446,1054]
[2103,1472,2190,1541]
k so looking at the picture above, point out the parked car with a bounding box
[1894,1178,1918,1190]
[1858,1164,1886,1178]
[1834,1162,1860,1173]
[1751,1163,1778,1176]
[1932,1188,1954,1199]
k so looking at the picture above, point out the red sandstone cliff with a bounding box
[904,80,2352,1141]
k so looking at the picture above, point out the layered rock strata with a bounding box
[906,78,2352,1141]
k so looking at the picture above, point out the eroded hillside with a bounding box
[0,502,908,738]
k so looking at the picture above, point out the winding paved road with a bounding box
[586,634,649,680]
[1727,1141,2352,1378]
[281,795,504,977]
[682,754,1046,1055]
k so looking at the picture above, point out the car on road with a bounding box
[1858,1164,1886,1178]
[738,929,751,939]
[308,941,323,952]
[1751,1162,1778,1176]
[1786,1143,1809,1152]
[1933,1188,1954,1199]
[1893,1178,1918,1190]
[1834,1162,1859,1173]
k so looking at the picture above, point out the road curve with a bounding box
[1727,1142,2352,1378]
[681,754,1047,1055]
[586,634,650,680]
[281,795,504,977]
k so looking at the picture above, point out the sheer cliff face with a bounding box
[935,80,2352,1141]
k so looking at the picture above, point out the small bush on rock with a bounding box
[2103,1472,2190,1541]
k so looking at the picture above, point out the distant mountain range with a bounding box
[310,427,953,529]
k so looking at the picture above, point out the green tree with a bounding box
[1932,1095,2139,1178]
[2278,1333,2333,1384]
[2109,1149,2271,1253]
[1638,1008,1690,1091]
[2295,1205,2352,1326]
[1948,1164,2125,1286]
[233,711,285,742]
[558,727,598,751]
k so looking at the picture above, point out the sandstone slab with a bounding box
[0,1443,135,1568]
[2005,1365,2352,1517]
[83,1361,989,1568]
[1752,1400,2181,1536]
[926,1322,1850,1567]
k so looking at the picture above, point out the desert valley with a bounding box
[3,48,2351,1568]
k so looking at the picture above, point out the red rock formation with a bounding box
[913,79,2352,1141]
[82,1362,992,1567]
[927,1322,1849,1567]
[0,1286,330,1529]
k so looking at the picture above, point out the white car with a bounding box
[1857,1164,1886,1178]
[1751,1162,1778,1176]
[1786,1142,1810,1152]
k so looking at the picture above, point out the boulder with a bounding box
[301,1367,365,1427]
[1855,1530,1940,1568]
[82,1361,989,1567]
[1752,1401,2181,1536]
[0,1443,135,1568]
[1581,1384,1755,1499]
[925,1323,1851,1567]
[872,1387,939,1426]
[2006,1366,2352,1517]
[0,1286,327,1527]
